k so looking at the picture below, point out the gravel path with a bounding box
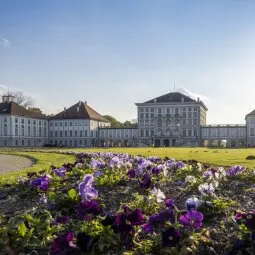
[0,154,34,173]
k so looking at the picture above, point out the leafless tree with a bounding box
[12,91,34,108]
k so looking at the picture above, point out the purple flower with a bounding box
[32,175,50,191]
[54,167,66,177]
[227,165,246,176]
[123,206,144,226]
[179,210,203,229]
[79,174,98,201]
[176,161,186,169]
[152,167,161,175]
[115,214,134,234]
[149,209,175,225]
[77,200,102,218]
[165,198,175,209]
[127,169,136,178]
[55,216,70,225]
[94,170,103,177]
[162,227,180,247]
[139,173,152,189]
[50,232,74,255]
[143,223,152,233]
[235,210,255,230]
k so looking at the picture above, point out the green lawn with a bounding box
[0,151,75,184]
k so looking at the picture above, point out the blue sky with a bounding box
[1,0,255,123]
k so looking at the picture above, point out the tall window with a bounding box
[15,124,18,136]
[4,124,7,136]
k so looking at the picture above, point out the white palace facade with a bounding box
[1,92,255,148]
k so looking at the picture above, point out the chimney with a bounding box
[154,99,157,103]
[2,95,15,103]
[84,101,87,105]
[79,101,81,106]
[181,97,184,102]
[197,97,200,102]
[77,106,79,112]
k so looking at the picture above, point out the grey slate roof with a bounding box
[51,101,110,122]
[0,101,47,118]
[144,92,196,103]
[246,109,255,118]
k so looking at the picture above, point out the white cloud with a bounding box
[177,87,209,102]
[0,37,11,48]
[0,84,9,95]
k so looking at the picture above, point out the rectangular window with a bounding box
[151,130,154,136]
[70,131,72,137]
[60,131,63,137]
[4,124,7,136]
[85,130,88,137]
[21,119,24,124]
[80,130,83,137]
[55,131,58,137]
[91,131,93,137]
[65,122,67,126]
[141,130,144,137]
[75,130,77,137]
[70,122,72,126]
[15,118,18,123]
[15,140,18,146]
[39,121,41,125]
[60,122,63,127]
[251,128,255,136]
[145,130,149,137]
[188,130,192,137]
[55,122,58,126]
[194,130,197,137]
[33,120,36,125]
[22,140,24,146]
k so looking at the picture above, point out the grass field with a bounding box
[0,151,75,184]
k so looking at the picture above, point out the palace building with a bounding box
[0,92,255,147]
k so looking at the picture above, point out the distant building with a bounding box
[135,92,207,147]
[48,101,110,147]
[1,92,255,147]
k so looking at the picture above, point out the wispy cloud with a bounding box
[0,36,11,48]
[177,87,209,102]
[0,84,9,95]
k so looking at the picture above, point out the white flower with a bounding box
[185,175,197,184]
[125,162,132,169]
[197,162,202,171]
[75,163,83,168]
[211,180,219,188]
[151,187,166,203]
[40,193,47,204]
[198,183,215,196]
[163,168,169,177]
[185,196,202,210]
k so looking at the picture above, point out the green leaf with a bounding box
[18,222,27,237]
[68,189,77,200]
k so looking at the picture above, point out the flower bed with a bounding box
[0,152,255,254]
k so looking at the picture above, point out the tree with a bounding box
[12,91,34,108]
[28,107,43,114]
[123,120,137,128]
[103,115,123,128]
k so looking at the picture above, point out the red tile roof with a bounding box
[51,101,110,122]
[0,101,47,118]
